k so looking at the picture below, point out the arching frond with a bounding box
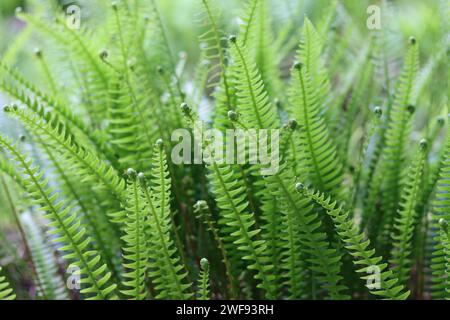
[299,185,410,300]
[0,134,117,300]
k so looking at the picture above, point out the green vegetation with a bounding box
[0,0,448,300]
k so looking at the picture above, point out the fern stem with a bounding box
[194,201,238,299]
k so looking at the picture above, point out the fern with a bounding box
[0,64,117,166]
[4,107,126,220]
[264,165,348,299]
[206,160,276,299]
[288,62,344,199]
[0,134,117,300]
[377,38,420,256]
[0,0,446,301]
[194,200,238,298]
[389,140,428,285]
[299,185,410,299]
[198,0,236,131]
[297,18,331,118]
[142,141,192,299]
[120,169,149,300]
[438,219,450,297]
[0,153,26,190]
[16,10,111,125]
[229,35,279,130]
[431,125,450,299]
[0,267,15,300]
[197,258,211,300]
[239,0,282,100]
[184,106,278,298]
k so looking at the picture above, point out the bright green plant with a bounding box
[0,0,448,300]
[0,267,15,300]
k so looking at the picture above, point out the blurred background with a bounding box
[0,0,446,128]
[0,0,446,74]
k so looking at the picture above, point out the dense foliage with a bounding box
[0,0,448,300]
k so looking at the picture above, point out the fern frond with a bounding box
[16,11,111,124]
[198,0,237,130]
[229,36,279,130]
[297,17,331,115]
[4,107,126,220]
[0,64,117,166]
[258,188,284,293]
[185,103,277,299]
[431,125,450,299]
[298,185,410,299]
[207,160,277,298]
[338,54,374,164]
[0,153,26,190]
[390,140,428,285]
[438,219,450,299]
[198,0,227,88]
[239,0,281,100]
[0,267,15,300]
[120,169,149,300]
[141,142,192,299]
[194,200,238,298]
[288,62,344,199]
[316,0,337,42]
[264,165,348,299]
[0,134,117,300]
[147,0,183,97]
[197,258,211,300]
[36,138,121,281]
[239,0,258,47]
[106,72,155,172]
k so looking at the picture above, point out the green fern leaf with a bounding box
[239,0,282,99]
[390,140,428,285]
[229,36,279,130]
[207,160,277,299]
[377,38,420,255]
[297,17,331,115]
[197,258,211,300]
[289,62,344,199]
[21,212,69,300]
[0,134,117,300]
[431,125,450,299]
[140,141,192,299]
[119,169,150,300]
[4,107,126,221]
[299,185,410,299]
[194,200,238,299]
[0,267,15,300]
[264,165,348,299]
